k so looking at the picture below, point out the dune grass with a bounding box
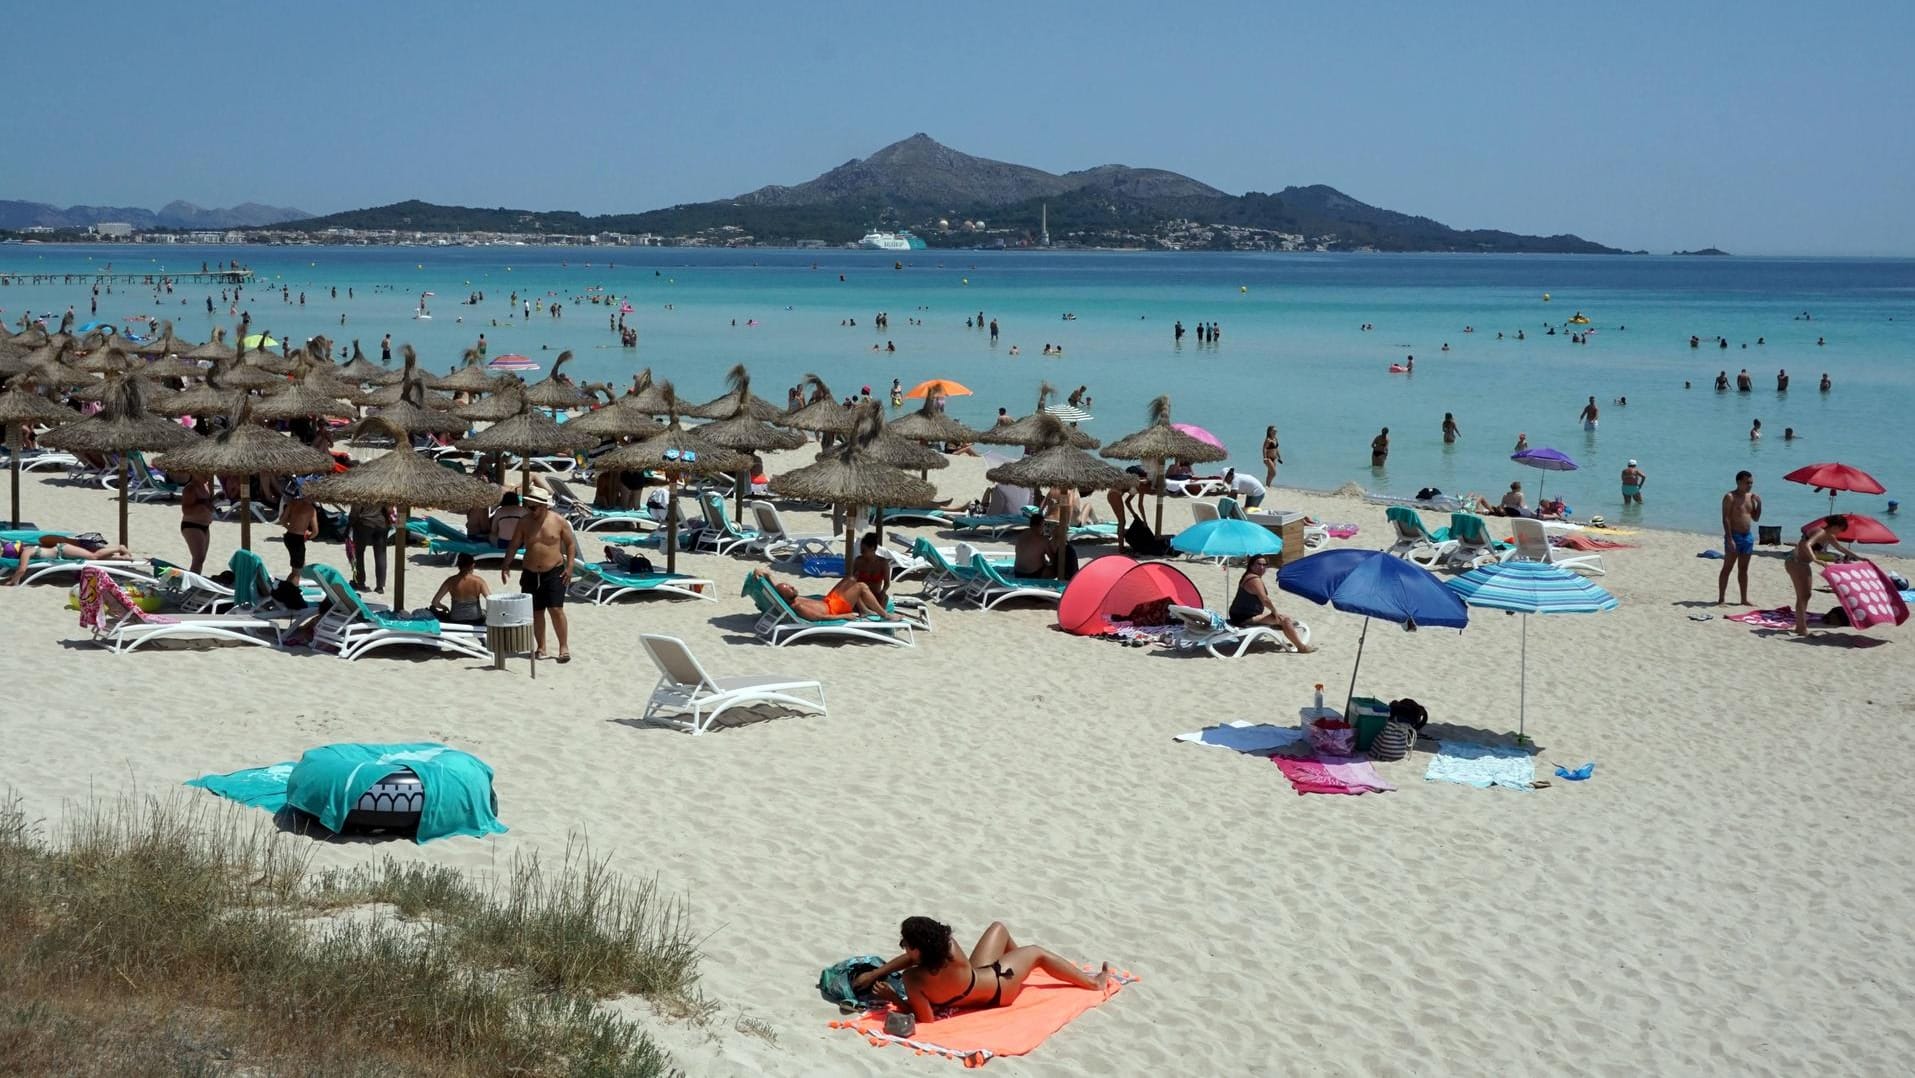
[0,794,699,1076]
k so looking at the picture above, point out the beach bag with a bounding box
[1124,597,1173,625]
[272,576,309,610]
[66,532,108,552]
[1388,698,1429,732]
[1307,718,1354,755]
[818,955,906,1011]
[1370,721,1416,762]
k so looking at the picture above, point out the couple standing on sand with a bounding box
[1717,470,1859,634]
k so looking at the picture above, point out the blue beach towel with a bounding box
[1425,740,1536,791]
[186,742,506,842]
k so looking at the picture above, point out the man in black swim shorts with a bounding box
[500,486,576,662]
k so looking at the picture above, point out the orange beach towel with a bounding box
[829,967,1138,1067]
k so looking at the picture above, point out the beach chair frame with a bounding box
[306,565,491,662]
[637,633,827,735]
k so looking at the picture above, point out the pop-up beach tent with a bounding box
[1057,555,1201,635]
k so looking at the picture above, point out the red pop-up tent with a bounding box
[1057,555,1202,635]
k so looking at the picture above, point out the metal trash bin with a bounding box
[486,593,535,673]
[1758,525,1783,546]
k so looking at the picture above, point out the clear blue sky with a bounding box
[6,0,1910,254]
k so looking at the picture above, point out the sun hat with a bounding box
[1627,459,1637,466]
[523,487,552,507]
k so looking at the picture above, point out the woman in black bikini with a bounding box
[180,477,214,573]
[852,917,1111,1023]
[1786,515,1857,635]
[1226,555,1314,652]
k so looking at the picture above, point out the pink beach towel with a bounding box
[830,967,1137,1067]
[1725,607,1819,630]
[1325,523,1360,539]
[1823,561,1910,630]
[1273,754,1395,795]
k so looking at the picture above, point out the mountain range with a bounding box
[283,135,1625,253]
[0,199,310,231]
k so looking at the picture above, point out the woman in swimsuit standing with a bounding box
[180,476,214,573]
[852,917,1112,1023]
[1262,425,1282,485]
[850,532,890,603]
[1786,516,1856,635]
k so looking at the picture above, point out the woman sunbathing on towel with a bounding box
[4,536,136,586]
[749,567,891,619]
[852,917,1112,1022]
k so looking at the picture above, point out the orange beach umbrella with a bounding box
[905,378,971,399]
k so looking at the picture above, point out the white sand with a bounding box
[3,449,1913,1077]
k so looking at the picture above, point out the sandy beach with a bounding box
[3,447,1913,1077]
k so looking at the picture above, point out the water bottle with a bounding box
[1313,683,1325,712]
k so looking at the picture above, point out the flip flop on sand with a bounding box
[557,652,572,664]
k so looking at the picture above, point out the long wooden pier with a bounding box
[0,268,253,285]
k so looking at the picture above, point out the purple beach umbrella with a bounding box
[1511,447,1578,498]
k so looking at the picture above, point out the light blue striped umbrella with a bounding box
[1170,517,1281,593]
[1447,560,1617,739]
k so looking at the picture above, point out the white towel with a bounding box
[1173,721,1307,756]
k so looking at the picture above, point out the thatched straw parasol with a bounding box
[885,388,981,447]
[620,369,682,416]
[521,350,591,410]
[985,414,1137,578]
[37,374,195,546]
[1100,394,1231,542]
[23,348,96,391]
[353,353,470,440]
[250,378,354,423]
[125,320,196,357]
[304,416,503,610]
[75,341,136,375]
[976,382,1100,449]
[150,362,247,419]
[771,401,937,562]
[688,364,785,420]
[695,367,806,517]
[184,328,237,364]
[780,373,856,436]
[152,400,335,552]
[453,381,528,423]
[456,397,598,492]
[357,348,458,409]
[138,352,209,381]
[565,394,662,440]
[0,378,73,526]
[429,348,503,394]
[215,349,290,391]
[339,340,403,385]
[592,388,749,573]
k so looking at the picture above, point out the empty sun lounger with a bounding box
[741,571,914,647]
[748,500,835,563]
[1443,513,1512,572]
[1385,506,1456,566]
[1509,516,1606,576]
[696,492,762,556]
[637,633,827,735]
[568,559,716,604]
[1166,604,1313,658]
[306,564,491,661]
[76,567,281,654]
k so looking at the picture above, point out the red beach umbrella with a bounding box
[1802,513,1898,545]
[1784,462,1887,513]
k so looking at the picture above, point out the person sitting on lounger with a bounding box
[429,553,491,624]
[851,917,1113,1022]
[851,532,890,602]
[750,567,890,619]
[4,536,135,586]
[1226,555,1314,651]
[1014,515,1054,577]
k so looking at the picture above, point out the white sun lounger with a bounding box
[637,633,827,735]
[1509,517,1606,576]
[306,564,491,661]
[1167,604,1312,658]
[748,500,835,563]
[76,568,281,654]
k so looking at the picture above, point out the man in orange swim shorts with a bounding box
[751,567,891,619]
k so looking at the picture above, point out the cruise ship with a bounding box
[857,230,927,251]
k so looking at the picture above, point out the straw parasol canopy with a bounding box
[885,388,981,447]
[0,378,74,526]
[565,394,664,440]
[38,374,195,547]
[216,350,291,391]
[1101,394,1231,540]
[454,381,529,423]
[825,429,948,471]
[74,340,136,375]
[621,369,682,415]
[429,348,503,394]
[772,402,938,561]
[456,396,598,491]
[23,347,96,391]
[780,373,856,434]
[357,348,458,409]
[126,320,196,357]
[521,350,592,410]
[986,414,1137,578]
[353,353,470,439]
[184,328,237,364]
[688,364,785,420]
[152,399,336,552]
[695,368,807,517]
[250,378,355,422]
[304,415,503,610]
[150,362,248,418]
[592,388,750,573]
[976,382,1099,449]
[138,352,209,381]
[339,340,403,385]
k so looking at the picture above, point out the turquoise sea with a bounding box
[6,244,1912,537]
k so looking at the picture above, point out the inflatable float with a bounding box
[1389,364,1410,373]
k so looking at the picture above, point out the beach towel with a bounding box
[1173,720,1306,755]
[1557,534,1633,551]
[1272,753,1394,795]
[1823,561,1909,630]
[1726,607,1821,630]
[830,967,1137,1067]
[1324,523,1360,539]
[185,742,506,843]
[1425,740,1535,791]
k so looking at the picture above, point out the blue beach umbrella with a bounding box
[1447,560,1617,740]
[1278,549,1470,716]
[1511,446,1578,500]
[1171,517,1283,592]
